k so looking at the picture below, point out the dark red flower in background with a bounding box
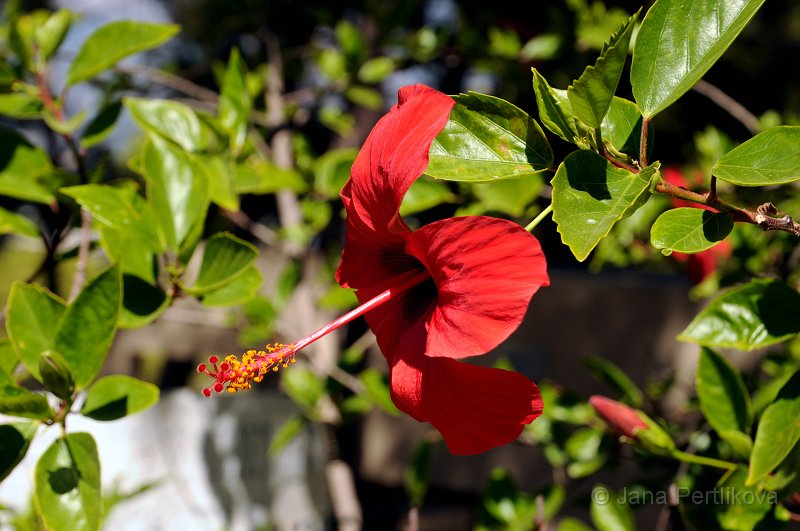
[199,84,549,455]
[336,85,549,454]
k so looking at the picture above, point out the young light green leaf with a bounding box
[185,232,257,294]
[141,134,209,250]
[35,433,101,531]
[313,148,359,199]
[551,151,659,261]
[80,375,159,421]
[6,282,66,381]
[568,11,638,128]
[234,155,308,195]
[0,385,54,420]
[0,422,37,482]
[0,93,43,119]
[119,274,170,328]
[590,485,635,531]
[0,339,16,377]
[400,177,456,216]
[678,279,800,351]
[585,356,644,407]
[218,48,250,154]
[532,68,586,147]
[67,20,179,85]
[631,0,767,118]
[602,97,653,159]
[55,263,121,388]
[0,125,56,204]
[126,98,208,153]
[712,126,800,186]
[425,92,553,182]
[650,207,733,254]
[268,415,307,456]
[697,348,753,438]
[201,265,263,307]
[197,153,238,211]
[280,366,325,412]
[80,100,122,149]
[0,206,38,238]
[357,57,395,84]
[60,184,163,252]
[35,9,73,61]
[747,371,800,485]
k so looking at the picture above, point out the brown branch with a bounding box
[692,79,760,135]
[639,116,650,168]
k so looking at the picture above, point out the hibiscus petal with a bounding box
[391,355,543,455]
[406,216,549,359]
[343,84,454,236]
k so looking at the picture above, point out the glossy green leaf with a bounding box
[141,134,209,249]
[568,12,637,128]
[697,348,752,438]
[218,48,250,153]
[201,265,263,307]
[198,154,238,211]
[712,126,800,186]
[0,206,38,237]
[80,100,122,149]
[55,264,121,388]
[679,279,800,351]
[0,125,56,204]
[425,92,553,182]
[35,433,101,531]
[186,232,257,294]
[631,0,767,118]
[80,375,159,421]
[39,351,75,401]
[585,356,644,407]
[590,485,635,531]
[602,97,653,159]
[126,98,208,153]
[747,371,800,485]
[650,207,733,254]
[6,282,66,381]
[0,93,43,119]
[0,422,36,482]
[551,150,659,261]
[399,177,456,216]
[532,68,589,147]
[119,274,170,328]
[0,385,54,419]
[98,226,156,283]
[268,415,307,456]
[67,20,179,85]
[61,184,163,252]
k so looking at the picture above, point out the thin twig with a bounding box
[639,116,650,168]
[692,79,760,135]
[115,63,219,103]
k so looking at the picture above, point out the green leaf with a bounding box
[568,11,637,128]
[201,265,263,307]
[360,369,400,416]
[0,125,56,204]
[631,0,767,118]
[650,207,733,254]
[126,98,209,153]
[35,433,101,531]
[460,173,544,218]
[717,468,773,530]
[218,48,250,153]
[60,184,163,252]
[312,148,358,199]
[585,356,644,407]
[679,279,800,351]
[602,97,653,159]
[551,150,659,261]
[404,440,432,508]
[712,126,800,186]
[425,92,553,182]
[55,264,121,389]
[557,518,593,531]
[42,108,87,135]
[185,232,257,294]
[696,348,753,438]
[80,100,122,149]
[80,375,159,421]
[399,177,456,216]
[357,57,395,84]
[39,351,75,401]
[0,422,37,482]
[268,415,307,456]
[532,68,588,147]
[0,339,16,377]
[0,93,43,119]
[98,226,156,283]
[281,367,325,412]
[590,485,635,531]
[119,274,170,328]
[0,385,54,419]
[234,155,307,195]
[198,154,238,211]
[67,20,179,85]
[6,282,66,381]
[35,10,73,61]
[141,134,209,249]
[747,371,800,485]
[520,34,562,61]
[0,206,38,237]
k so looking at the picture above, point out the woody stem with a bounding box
[292,270,430,352]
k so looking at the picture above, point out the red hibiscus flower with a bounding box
[199,84,549,455]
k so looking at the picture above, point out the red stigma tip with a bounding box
[202,388,211,397]
[214,382,224,393]
[209,355,219,364]
[197,363,207,373]
[220,362,230,371]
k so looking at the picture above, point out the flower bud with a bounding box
[589,395,647,438]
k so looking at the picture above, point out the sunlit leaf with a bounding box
[81,375,159,421]
[712,126,800,186]
[650,208,733,254]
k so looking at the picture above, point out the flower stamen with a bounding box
[197,343,296,396]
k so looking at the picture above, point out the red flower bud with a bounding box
[589,395,648,439]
